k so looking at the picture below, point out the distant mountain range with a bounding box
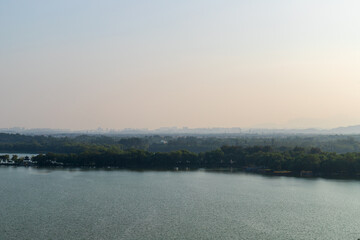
[330,125,360,134]
[2,125,360,136]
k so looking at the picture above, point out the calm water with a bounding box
[1,167,360,240]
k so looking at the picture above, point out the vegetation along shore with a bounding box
[2,145,360,179]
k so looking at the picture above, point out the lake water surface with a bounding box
[1,167,360,240]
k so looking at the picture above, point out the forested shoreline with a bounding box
[27,145,360,178]
[2,133,360,178]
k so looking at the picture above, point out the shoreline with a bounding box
[2,165,360,181]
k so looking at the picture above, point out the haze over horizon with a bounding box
[3,123,360,132]
[1,0,360,130]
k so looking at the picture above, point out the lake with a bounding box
[1,167,360,240]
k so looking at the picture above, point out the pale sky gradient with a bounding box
[1,0,360,130]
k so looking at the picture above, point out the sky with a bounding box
[1,0,360,130]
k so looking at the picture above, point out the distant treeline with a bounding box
[2,133,360,154]
[32,146,360,177]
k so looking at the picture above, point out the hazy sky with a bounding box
[1,0,360,130]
